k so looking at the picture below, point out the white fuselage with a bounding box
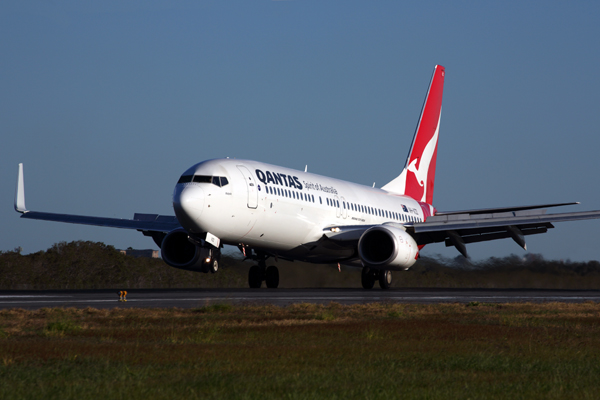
[173,159,428,263]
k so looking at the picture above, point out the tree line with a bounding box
[1,241,599,289]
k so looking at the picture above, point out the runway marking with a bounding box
[1,295,600,305]
[0,295,71,298]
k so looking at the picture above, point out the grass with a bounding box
[1,302,600,399]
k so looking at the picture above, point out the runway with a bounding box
[1,288,600,309]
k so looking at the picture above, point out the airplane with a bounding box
[14,65,600,289]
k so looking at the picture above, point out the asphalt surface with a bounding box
[1,288,600,309]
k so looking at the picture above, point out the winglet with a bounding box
[15,163,28,213]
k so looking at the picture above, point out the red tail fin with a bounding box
[382,65,445,205]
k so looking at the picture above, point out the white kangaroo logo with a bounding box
[406,117,440,202]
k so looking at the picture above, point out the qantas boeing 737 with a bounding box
[14,65,600,289]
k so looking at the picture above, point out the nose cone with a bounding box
[173,185,205,232]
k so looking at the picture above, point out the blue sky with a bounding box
[2,1,600,262]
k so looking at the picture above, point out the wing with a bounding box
[321,204,600,259]
[19,211,180,232]
[14,163,180,233]
[411,206,600,257]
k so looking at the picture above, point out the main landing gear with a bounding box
[248,261,279,289]
[361,267,392,290]
[244,250,279,289]
[248,263,279,288]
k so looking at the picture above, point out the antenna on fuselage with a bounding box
[372,182,376,188]
[305,165,307,172]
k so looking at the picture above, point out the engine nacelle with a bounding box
[358,225,418,270]
[160,229,212,272]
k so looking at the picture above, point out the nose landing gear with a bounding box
[200,247,220,274]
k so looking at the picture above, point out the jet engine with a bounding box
[160,229,218,273]
[357,225,418,270]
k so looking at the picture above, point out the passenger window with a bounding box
[319,196,322,204]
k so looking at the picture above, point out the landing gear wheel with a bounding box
[361,267,375,289]
[265,266,279,288]
[379,270,392,290]
[208,258,219,274]
[248,265,262,288]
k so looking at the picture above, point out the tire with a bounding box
[208,258,219,274]
[379,270,392,290]
[265,266,279,288]
[248,265,262,288]
[361,267,375,289]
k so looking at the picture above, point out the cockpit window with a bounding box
[193,175,212,183]
[177,174,230,187]
[177,175,193,184]
[211,176,230,187]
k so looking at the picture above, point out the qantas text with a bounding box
[255,169,339,195]
[255,169,303,190]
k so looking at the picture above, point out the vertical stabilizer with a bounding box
[382,65,445,205]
